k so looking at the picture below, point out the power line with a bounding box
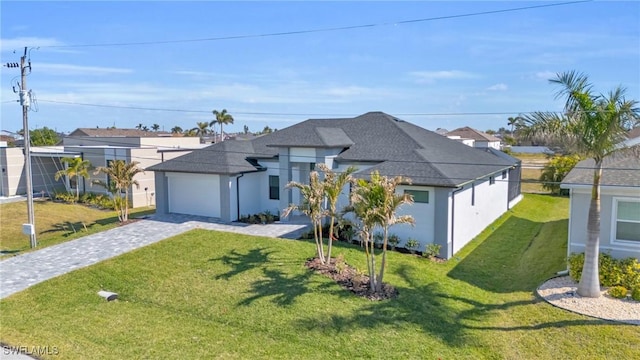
[35,1,591,49]
[36,99,542,117]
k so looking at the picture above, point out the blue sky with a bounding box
[1,1,638,135]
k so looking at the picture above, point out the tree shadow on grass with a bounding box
[41,221,96,236]
[238,268,334,307]
[447,216,568,293]
[209,248,275,280]
[294,263,615,348]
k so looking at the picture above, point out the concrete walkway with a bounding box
[0,214,310,300]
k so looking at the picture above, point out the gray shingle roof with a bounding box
[562,146,640,188]
[149,112,516,185]
[69,128,175,137]
[446,127,501,142]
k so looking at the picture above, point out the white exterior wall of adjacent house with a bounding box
[0,147,70,197]
[567,186,640,260]
[450,172,510,254]
[474,140,501,150]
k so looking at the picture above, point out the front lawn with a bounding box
[0,200,155,256]
[1,194,638,359]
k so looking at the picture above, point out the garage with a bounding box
[167,173,220,217]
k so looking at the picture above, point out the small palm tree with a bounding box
[92,160,144,222]
[171,126,183,134]
[522,70,639,297]
[151,124,160,132]
[211,109,234,142]
[54,157,92,201]
[349,171,414,292]
[283,171,327,264]
[316,164,356,262]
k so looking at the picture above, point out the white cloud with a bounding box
[37,63,133,76]
[486,83,508,91]
[409,70,477,84]
[535,71,557,80]
[0,37,65,52]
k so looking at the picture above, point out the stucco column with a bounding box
[278,148,292,221]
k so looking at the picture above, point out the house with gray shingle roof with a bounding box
[149,112,522,259]
[561,145,640,260]
[446,126,502,150]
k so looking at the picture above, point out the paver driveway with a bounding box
[0,214,310,299]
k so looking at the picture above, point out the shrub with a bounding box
[631,287,640,302]
[405,238,420,253]
[607,286,627,299]
[568,252,640,290]
[53,191,76,203]
[539,154,581,195]
[423,243,441,259]
[567,253,585,282]
[373,232,384,248]
[388,234,399,249]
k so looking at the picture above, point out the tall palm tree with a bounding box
[283,171,327,264]
[92,160,144,222]
[171,126,183,134]
[211,109,234,142]
[54,157,92,201]
[522,71,639,297]
[316,164,356,262]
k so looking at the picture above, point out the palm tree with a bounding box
[54,157,92,201]
[151,124,160,132]
[171,126,183,134]
[522,70,639,297]
[92,160,144,222]
[211,109,234,142]
[135,123,144,130]
[316,164,356,262]
[283,171,327,264]
[349,171,414,292]
[183,128,197,137]
[193,121,210,143]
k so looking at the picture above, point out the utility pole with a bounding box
[19,47,37,248]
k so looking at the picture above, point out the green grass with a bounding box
[1,195,638,359]
[0,200,155,256]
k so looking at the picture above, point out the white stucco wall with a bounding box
[451,173,509,254]
[392,185,436,249]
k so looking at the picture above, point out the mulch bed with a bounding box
[305,257,398,301]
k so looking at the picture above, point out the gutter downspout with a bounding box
[450,186,465,258]
[236,173,244,221]
[81,152,86,196]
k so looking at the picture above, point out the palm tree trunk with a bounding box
[369,239,377,291]
[577,160,602,297]
[318,222,325,264]
[326,217,334,261]
[376,227,388,293]
[75,176,79,201]
[220,124,224,142]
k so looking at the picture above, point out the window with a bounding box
[405,190,429,203]
[489,176,495,185]
[614,200,640,242]
[269,175,280,200]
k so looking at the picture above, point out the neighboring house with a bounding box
[150,112,522,259]
[446,127,502,150]
[1,128,202,208]
[0,146,78,197]
[561,145,640,260]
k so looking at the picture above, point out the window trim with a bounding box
[404,189,429,204]
[611,197,640,244]
[268,175,280,200]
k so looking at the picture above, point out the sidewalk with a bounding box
[0,214,310,299]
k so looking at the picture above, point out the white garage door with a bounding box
[167,173,220,217]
